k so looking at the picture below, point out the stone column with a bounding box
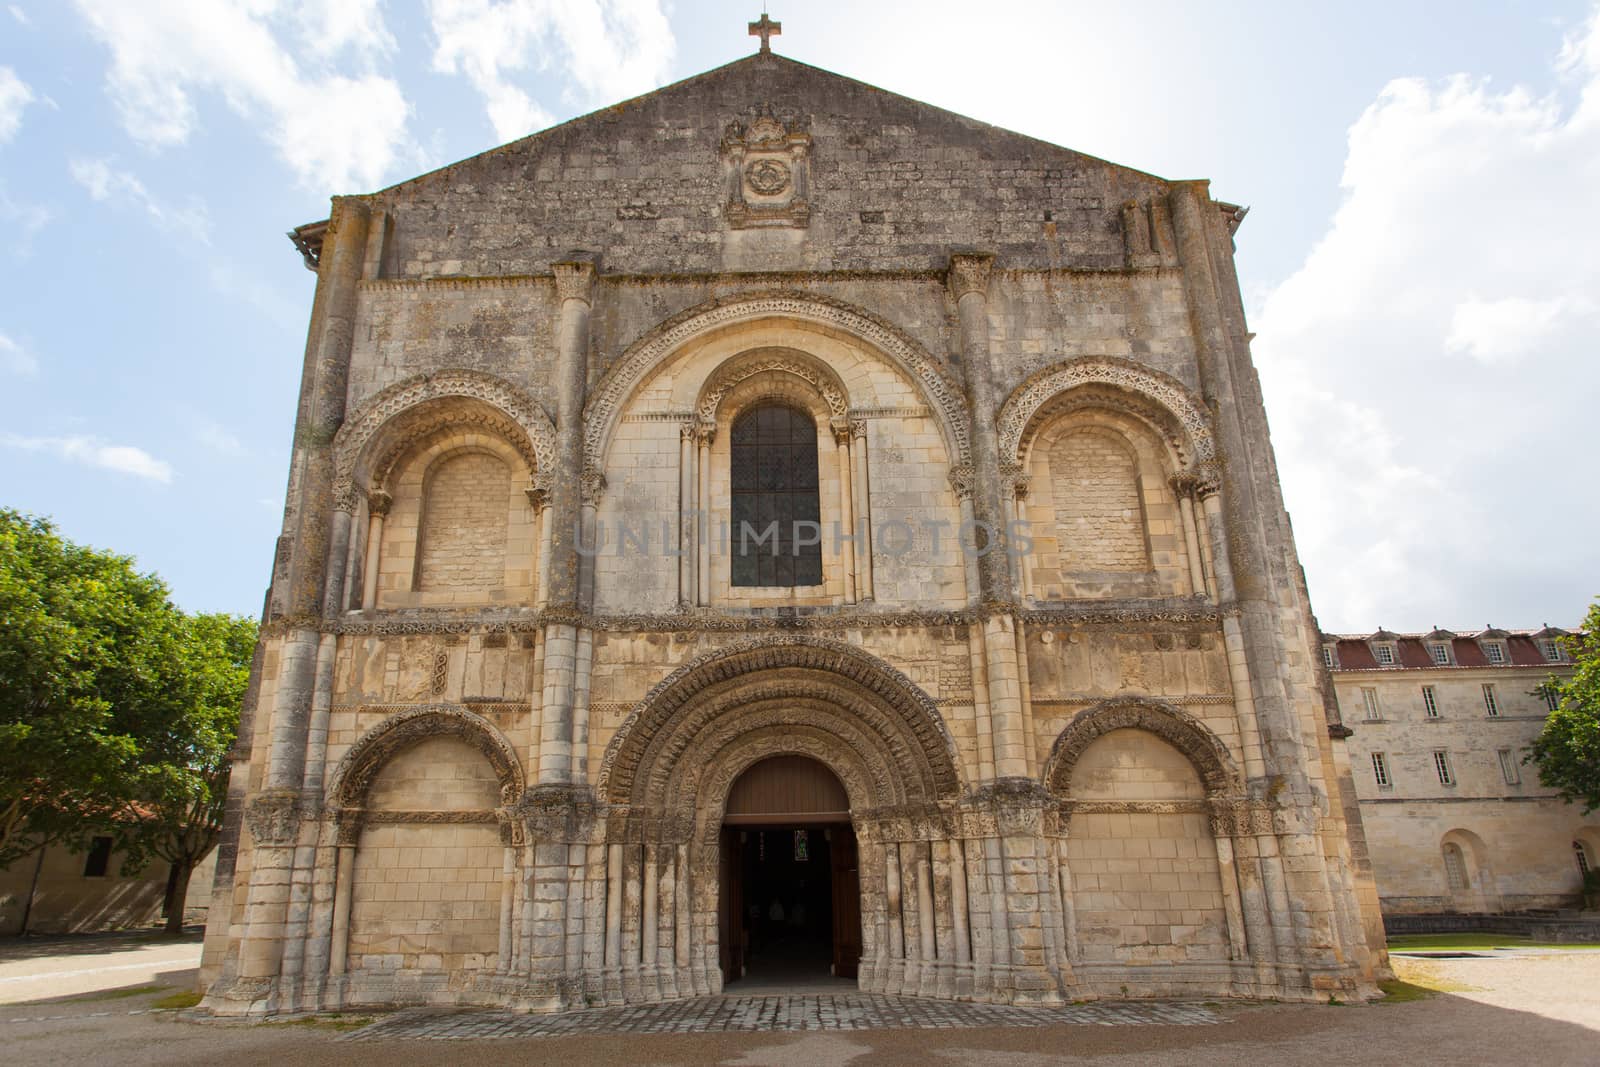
[360,490,390,611]
[1169,474,1209,597]
[849,418,874,600]
[695,425,713,606]
[232,199,370,1007]
[915,844,938,996]
[947,836,973,998]
[604,840,624,1002]
[1169,184,1306,794]
[678,424,695,607]
[947,252,1012,599]
[832,418,857,603]
[527,475,552,609]
[327,825,358,977]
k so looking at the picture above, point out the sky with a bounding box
[1,1,1597,633]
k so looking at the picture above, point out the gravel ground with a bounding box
[1,940,1596,1066]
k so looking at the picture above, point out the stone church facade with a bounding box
[199,39,1387,1016]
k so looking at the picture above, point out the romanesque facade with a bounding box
[198,38,1386,1017]
[1326,627,1597,914]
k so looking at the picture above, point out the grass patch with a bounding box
[1376,979,1437,1004]
[64,985,167,1003]
[278,1014,375,1033]
[151,990,203,1010]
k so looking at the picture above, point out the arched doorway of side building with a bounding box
[718,755,860,990]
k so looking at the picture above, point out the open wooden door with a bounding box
[830,825,861,979]
[718,827,744,983]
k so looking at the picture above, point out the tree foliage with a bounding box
[0,509,256,927]
[1530,599,1600,814]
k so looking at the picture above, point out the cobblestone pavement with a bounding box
[341,994,1220,1040]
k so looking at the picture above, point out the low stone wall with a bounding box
[1383,912,1600,942]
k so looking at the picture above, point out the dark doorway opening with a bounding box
[718,756,861,989]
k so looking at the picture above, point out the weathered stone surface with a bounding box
[201,42,1383,1017]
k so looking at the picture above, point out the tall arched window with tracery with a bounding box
[730,404,823,587]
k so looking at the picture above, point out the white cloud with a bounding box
[192,418,246,456]
[69,157,211,243]
[1251,10,1600,630]
[8,6,27,26]
[1444,295,1595,365]
[0,180,51,255]
[0,332,36,376]
[0,66,33,144]
[429,0,675,143]
[72,0,413,191]
[2,433,174,483]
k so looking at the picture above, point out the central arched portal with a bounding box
[719,755,860,989]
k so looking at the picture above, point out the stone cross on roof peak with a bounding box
[749,12,781,53]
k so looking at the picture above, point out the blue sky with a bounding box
[1,1,1597,632]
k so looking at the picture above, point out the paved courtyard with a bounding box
[342,993,1219,1040]
[2,933,1599,1065]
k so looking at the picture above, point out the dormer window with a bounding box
[1428,642,1451,666]
[1375,644,1396,666]
[1322,645,1337,669]
[1539,638,1564,663]
[1482,642,1506,665]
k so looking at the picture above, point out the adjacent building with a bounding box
[1326,626,1597,915]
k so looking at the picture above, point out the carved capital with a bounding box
[1168,472,1201,501]
[947,463,976,501]
[524,471,553,510]
[332,481,361,514]
[850,418,868,441]
[245,790,302,846]
[580,465,607,506]
[552,256,598,305]
[692,420,717,446]
[830,416,853,446]
[366,489,393,517]
[947,252,995,301]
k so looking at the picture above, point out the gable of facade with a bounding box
[200,37,1384,1018]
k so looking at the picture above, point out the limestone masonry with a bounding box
[199,37,1389,1016]
[1324,627,1596,916]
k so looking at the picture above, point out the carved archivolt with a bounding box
[327,703,526,809]
[583,292,971,468]
[332,370,557,506]
[998,357,1215,471]
[696,348,850,426]
[1041,696,1240,798]
[599,635,962,806]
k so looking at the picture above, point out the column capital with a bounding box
[947,463,976,501]
[366,488,393,517]
[579,464,608,506]
[552,253,599,305]
[947,251,995,301]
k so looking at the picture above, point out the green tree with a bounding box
[0,509,188,868]
[1530,599,1600,813]
[112,612,256,933]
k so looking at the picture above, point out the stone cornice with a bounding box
[263,597,1227,638]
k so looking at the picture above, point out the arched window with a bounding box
[730,405,823,588]
[1442,842,1470,891]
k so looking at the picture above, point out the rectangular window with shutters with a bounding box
[1542,685,1561,712]
[1483,684,1499,717]
[1498,748,1520,785]
[1422,686,1439,718]
[1434,750,1455,786]
[1371,752,1391,788]
[1361,688,1381,721]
